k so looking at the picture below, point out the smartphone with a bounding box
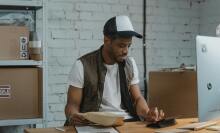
[146,117,176,128]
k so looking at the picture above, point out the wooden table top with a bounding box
[24,118,220,133]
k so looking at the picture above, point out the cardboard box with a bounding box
[0,26,29,60]
[0,67,42,119]
[148,71,197,118]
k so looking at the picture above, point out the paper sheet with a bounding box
[178,121,217,130]
[155,129,191,133]
[206,125,220,131]
[75,125,118,133]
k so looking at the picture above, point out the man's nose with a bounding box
[122,47,128,54]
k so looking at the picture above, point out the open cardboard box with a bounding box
[148,71,197,118]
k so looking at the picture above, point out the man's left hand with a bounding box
[135,96,165,122]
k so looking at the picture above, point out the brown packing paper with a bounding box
[78,112,124,126]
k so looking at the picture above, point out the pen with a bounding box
[55,127,65,132]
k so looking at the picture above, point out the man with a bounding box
[65,15,164,125]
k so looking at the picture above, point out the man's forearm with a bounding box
[65,85,82,118]
[135,96,149,112]
[134,96,143,106]
[65,102,80,118]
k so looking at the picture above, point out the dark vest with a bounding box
[79,46,139,119]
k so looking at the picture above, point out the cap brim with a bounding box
[117,31,143,38]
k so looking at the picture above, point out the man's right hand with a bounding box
[68,113,90,125]
[65,85,89,125]
[65,104,90,125]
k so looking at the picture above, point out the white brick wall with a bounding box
[46,0,143,128]
[146,0,200,73]
[199,0,220,36]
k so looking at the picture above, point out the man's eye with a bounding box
[119,45,126,48]
[119,44,131,48]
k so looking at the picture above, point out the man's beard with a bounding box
[115,55,127,63]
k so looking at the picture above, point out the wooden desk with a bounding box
[24,118,219,133]
[24,126,76,133]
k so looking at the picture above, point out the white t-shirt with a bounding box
[68,57,139,119]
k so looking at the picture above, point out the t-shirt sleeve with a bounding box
[68,60,84,88]
[129,57,140,85]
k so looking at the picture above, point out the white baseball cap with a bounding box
[103,15,142,38]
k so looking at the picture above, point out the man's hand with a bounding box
[65,85,91,125]
[135,96,164,122]
[130,84,165,123]
[135,96,149,118]
[68,113,90,125]
[65,104,90,125]
[145,107,164,122]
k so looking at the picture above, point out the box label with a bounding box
[20,51,28,59]
[20,36,28,59]
[0,85,11,98]
[20,36,28,45]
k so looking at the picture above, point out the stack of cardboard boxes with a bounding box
[0,26,42,119]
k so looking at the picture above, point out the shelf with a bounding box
[0,60,42,66]
[0,0,42,10]
[0,118,43,126]
[0,0,46,127]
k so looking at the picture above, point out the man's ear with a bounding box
[104,35,111,45]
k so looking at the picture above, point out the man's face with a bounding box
[108,37,132,63]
